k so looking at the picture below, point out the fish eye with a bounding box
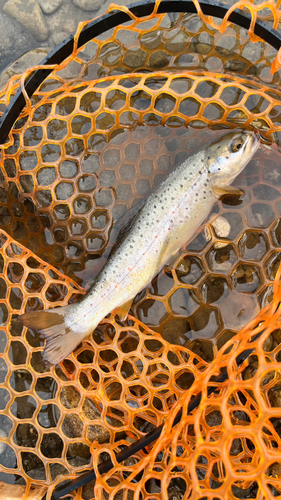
[231,138,243,153]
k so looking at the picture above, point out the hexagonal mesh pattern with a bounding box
[1,0,281,498]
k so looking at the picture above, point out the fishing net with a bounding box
[1,0,281,498]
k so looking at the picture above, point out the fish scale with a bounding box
[85,152,211,314]
[19,130,260,365]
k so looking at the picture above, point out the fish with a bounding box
[19,130,260,365]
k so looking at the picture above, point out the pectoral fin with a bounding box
[116,298,134,321]
[212,185,244,199]
[164,249,181,269]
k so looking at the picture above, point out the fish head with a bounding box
[206,130,260,185]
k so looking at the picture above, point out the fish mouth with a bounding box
[244,130,260,155]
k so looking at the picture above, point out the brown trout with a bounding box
[19,130,260,365]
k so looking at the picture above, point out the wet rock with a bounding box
[86,423,110,443]
[0,14,37,72]
[50,462,69,481]
[230,438,243,455]
[242,41,262,62]
[97,0,131,16]
[148,50,170,69]
[49,31,69,48]
[62,414,83,438]
[269,386,281,407]
[215,36,236,57]
[218,290,259,330]
[205,410,222,427]
[188,339,214,362]
[145,478,161,494]
[165,30,188,53]
[263,334,273,352]
[161,317,191,345]
[82,397,101,419]
[140,30,162,50]
[243,361,258,380]
[60,385,81,409]
[123,48,147,68]
[212,216,231,239]
[225,58,247,72]
[133,416,156,434]
[37,0,62,14]
[0,48,49,90]
[196,43,211,55]
[266,462,281,477]
[44,1,90,36]
[73,0,103,10]
[3,0,49,42]
[0,429,7,454]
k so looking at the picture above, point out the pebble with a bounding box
[195,42,211,55]
[60,385,81,409]
[86,423,110,443]
[3,0,49,42]
[44,1,91,39]
[0,48,50,90]
[50,31,70,48]
[165,30,188,53]
[204,215,231,248]
[0,13,36,72]
[0,428,7,454]
[37,0,62,14]
[212,215,231,249]
[72,0,103,10]
[212,216,231,239]
[269,386,281,407]
[161,317,191,345]
[123,47,147,68]
[218,290,259,330]
[96,0,131,16]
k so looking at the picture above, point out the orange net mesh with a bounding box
[1,0,281,498]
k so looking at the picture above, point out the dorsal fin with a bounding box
[106,198,146,260]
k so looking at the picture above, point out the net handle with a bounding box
[0,0,281,145]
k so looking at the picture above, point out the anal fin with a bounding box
[212,185,244,199]
[116,298,134,321]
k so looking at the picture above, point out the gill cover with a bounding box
[206,130,260,181]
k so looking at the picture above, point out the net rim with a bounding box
[0,0,281,145]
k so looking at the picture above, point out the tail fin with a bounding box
[19,305,85,366]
